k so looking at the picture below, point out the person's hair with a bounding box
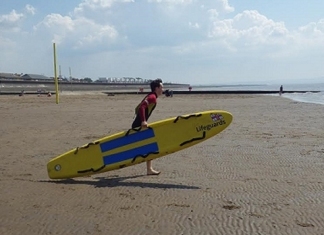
[150,78,162,92]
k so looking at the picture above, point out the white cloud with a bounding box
[208,10,289,48]
[34,13,118,49]
[298,19,324,37]
[208,9,219,20]
[0,10,24,31]
[28,0,238,53]
[148,0,193,4]
[74,0,134,14]
[40,14,75,31]
[219,0,234,13]
[25,4,36,15]
[74,22,118,49]
[0,6,35,34]
[202,0,234,17]
[189,21,199,29]
[148,0,233,11]
[199,9,324,67]
[292,19,324,54]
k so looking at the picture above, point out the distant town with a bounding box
[0,72,187,85]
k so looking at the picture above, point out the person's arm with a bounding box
[138,101,148,122]
[138,94,156,127]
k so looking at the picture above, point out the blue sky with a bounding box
[1,0,323,85]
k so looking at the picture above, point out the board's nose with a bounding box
[47,161,61,179]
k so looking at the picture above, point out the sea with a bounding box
[190,83,324,106]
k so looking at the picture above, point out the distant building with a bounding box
[0,73,22,80]
[96,77,150,83]
[21,74,52,81]
[98,77,108,82]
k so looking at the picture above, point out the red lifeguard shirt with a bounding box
[137,93,157,122]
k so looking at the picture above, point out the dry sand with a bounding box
[1,92,324,235]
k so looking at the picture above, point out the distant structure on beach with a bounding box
[0,73,51,81]
[0,73,22,80]
[0,72,184,85]
[97,77,150,83]
[21,74,51,81]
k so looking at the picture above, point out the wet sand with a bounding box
[1,93,324,235]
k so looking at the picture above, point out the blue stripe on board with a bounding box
[100,129,155,153]
[103,142,158,165]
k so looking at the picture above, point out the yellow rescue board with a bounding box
[47,110,233,179]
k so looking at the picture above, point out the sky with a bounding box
[0,0,324,85]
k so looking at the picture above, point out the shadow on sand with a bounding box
[39,175,200,190]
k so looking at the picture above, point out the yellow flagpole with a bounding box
[53,43,59,104]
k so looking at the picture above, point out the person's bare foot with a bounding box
[147,169,161,175]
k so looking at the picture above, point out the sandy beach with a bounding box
[1,92,324,235]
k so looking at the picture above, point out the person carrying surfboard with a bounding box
[132,78,164,175]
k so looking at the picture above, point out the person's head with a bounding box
[150,78,163,97]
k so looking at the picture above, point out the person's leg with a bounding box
[146,160,160,175]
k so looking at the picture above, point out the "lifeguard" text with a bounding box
[196,120,226,132]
